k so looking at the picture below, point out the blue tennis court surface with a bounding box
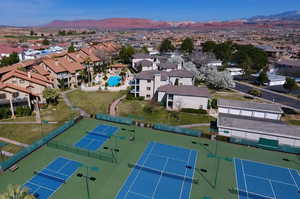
[23,157,81,199]
[116,142,198,199]
[234,158,300,199]
[74,124,118,151]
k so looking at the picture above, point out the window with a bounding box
[0,94,6,99]
[19,79,25,84]
[147,80,151,83]
[146,94,151,98]
[12,92,19,98]
[146,87,151,91]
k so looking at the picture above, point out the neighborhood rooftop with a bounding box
[135,69,194,80]
[218,113,300,139]
[217,99,283,113]
[158,85,210,97]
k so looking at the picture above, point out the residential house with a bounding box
[131,69,194,100]
[40,57,84,88]
[0,83,39,117]
[157,85,210,110]
[132,53,154,71]
[274,59,300,81]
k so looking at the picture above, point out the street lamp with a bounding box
[77,164,99,199]
[103,146,120,163]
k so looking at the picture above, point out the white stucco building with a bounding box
[217,99,283,120]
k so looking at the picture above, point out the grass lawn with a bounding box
[67,90,126,114]
[190,126,211,134]
[0,98,78,147]
[212,90,265,102]
[118,100,215,125]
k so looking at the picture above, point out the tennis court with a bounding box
[74,124,118,151]
[116,141,198,199]
[23,157,81,199]
[234,158,300,199]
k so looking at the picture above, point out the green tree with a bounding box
[68,44,75,53]
[141,46,149,54]
[119,45,135,64]
[159,39,175,53]
[30,30,34,36]
[283,77,299,93]
[180,37,194,54]
[42,39,50,45]
[0,52,20,67]
[240,55,253,79]
[257,71,269,85]
[0,184,35,199]
[202,41,217,52]
[297,51,300,59]
[58,30,66,36]
[42,88,60,104]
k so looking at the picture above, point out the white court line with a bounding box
[114,143,155,199]
[123,142,156,199]
[238,188,275,199]
[179,149,191,199]
[151,158,169,198]
[233,158,240,199]
[128,191,151,199]
[288,168,300,190]
[269,180,277,199]
[245,174,297,187]
[240,158,292,171]
[150,153,187,163]
[240,160,249,199]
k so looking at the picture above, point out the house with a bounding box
[0,44,24,61]
[157,85,210,110]
[41,57,84,88]
[0,83,39,117]
[206,60,223,68]
[1,69,53,103]
[217,99,283,120]
[217,113,300,147]
[274,59,300,80]
[225,67,244,76]
[131,69,195,100]
[251,72,286,86]
[132,53,154,71]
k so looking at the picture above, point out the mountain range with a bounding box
[43,10,300,30]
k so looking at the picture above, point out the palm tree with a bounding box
[84,57,93,86]
[0,185,35,199]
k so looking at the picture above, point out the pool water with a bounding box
[107,76,121,87]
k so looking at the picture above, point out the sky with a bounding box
[1,0,300,26]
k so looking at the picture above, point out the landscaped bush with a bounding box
[0,107,12,119]
[126,93,144,101]
[143,105,156,113]
[181,108,208,114]
[209,98,218,109]
[15,106,32,117]
[248,89,262,97]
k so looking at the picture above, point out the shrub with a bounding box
[15,106,32,117]
[248,89,262,97]
[143,105,155,113]
[209,98,218,109]
[181,108,208,114]
[0,107,12,119]
[126,93,144,101]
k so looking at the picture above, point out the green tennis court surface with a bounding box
[0,118,299,199]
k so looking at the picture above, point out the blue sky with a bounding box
[1,0,300,26]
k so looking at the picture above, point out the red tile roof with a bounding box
[0,83,38,96]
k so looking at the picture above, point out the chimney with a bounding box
[27,72,31,78]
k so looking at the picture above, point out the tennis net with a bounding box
[87,131,114,138]
[34,171,66,183]
[128,163,198,184]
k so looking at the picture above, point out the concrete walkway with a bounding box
[61,89,90,117]
[0,137,28,147]
[178,123,210,128]
[0,121,57,125]
[109,95,126,116]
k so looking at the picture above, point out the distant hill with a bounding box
[42,10,300,30]
[249,10,300,21]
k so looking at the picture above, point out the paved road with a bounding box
[178,123,210,128]
[234,82,300,110]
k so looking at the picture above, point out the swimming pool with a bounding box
[107,76,121,87]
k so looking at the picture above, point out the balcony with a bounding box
[130,88,140,94]
[129,79,139,86]
[0,97,28,106]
